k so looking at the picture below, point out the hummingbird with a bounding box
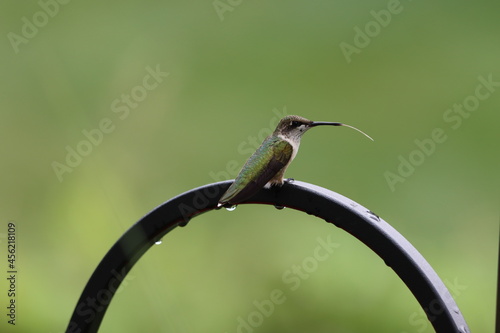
[217,115,373,208]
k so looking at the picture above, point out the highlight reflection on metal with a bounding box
[66,180,469,333]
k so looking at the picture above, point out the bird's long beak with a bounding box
[310,121,374,141]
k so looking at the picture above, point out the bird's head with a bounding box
[273,115,314,142]
[273,115,373,143]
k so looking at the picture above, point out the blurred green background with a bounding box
[0,0,498,332]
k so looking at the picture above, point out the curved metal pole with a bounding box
[65,181,469,333]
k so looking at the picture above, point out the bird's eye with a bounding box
[291,121,301,127]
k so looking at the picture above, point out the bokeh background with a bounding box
[1,0,498,332]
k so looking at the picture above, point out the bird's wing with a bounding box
[219,138,293,205]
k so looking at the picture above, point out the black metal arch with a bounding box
[66,180,469,333]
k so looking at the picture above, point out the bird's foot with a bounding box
[284,178,295,184]
[217,202,238,211]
